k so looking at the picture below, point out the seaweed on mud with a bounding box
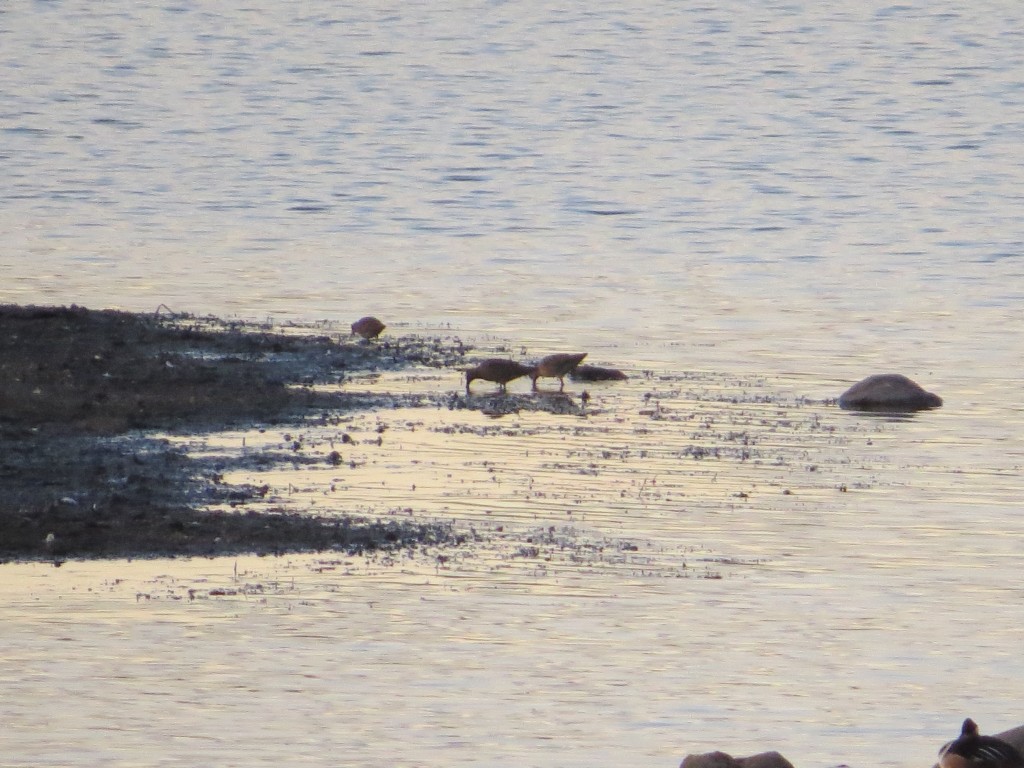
[0,304,473,562]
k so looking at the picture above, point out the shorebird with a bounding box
[939,719,1024,768]
[351,316,386,340]
[570,364,627,383]
[530,352,587,392]
[465,359,533,394]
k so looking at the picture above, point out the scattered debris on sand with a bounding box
[0,304,473,562]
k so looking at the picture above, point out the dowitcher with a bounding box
[351,316,386,340]
[570,364,627,383]
[530,352,587,392]
[465,359,533,394]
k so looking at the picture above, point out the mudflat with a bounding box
[0,304,471,563]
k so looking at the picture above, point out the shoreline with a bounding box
[0,304,474,563]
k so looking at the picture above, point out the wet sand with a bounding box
[0,304,476,562]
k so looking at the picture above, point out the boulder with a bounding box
[838,373,942,412]
[738,752,796,768]
[681,751,795,768]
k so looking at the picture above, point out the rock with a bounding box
[739,752,796,768]
[681,751,795,768]
[838,373,942,412]
[681,751,741,768]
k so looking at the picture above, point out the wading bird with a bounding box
[530,352,587,392]
[351,316,386,340]
[465,359,533,394]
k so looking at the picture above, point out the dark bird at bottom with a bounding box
[939,719,1024,768]
[530,352,587,392]
[465,359,533,394]
[351,316,386,340]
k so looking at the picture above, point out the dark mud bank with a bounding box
[0,304,473,562]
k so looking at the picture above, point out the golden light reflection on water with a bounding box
[5,0,1024,758]
[4,352,1023,768]
[144,360,1024,598]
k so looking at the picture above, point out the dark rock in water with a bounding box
[838,373,942,412]
[570,364,628,383]
[739,754,796,768]
[681,751,794,768]
[681,752,740,768]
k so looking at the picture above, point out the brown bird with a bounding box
[530,352,587,392]
[939,719,1024,768]
[570,364,628,383]
[465,359,533,394]
[351,316,386,340]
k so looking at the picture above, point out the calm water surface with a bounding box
[2,1,1024,766]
